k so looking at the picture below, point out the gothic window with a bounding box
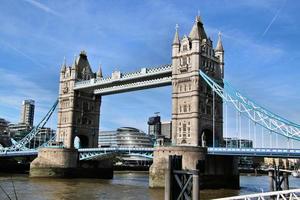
[182,57,187,65]
[184,84,187,91]
[179,85,182,92]
[83,102,89,111]
[189,84,191,91]
[188,105,191,112]
[207,106,212,115]
[179,105,182,113]
[183,45,188,51]
[179,128,181,133]
[183,104,187,112]
[188,127,190,133]
[183,123,187,133]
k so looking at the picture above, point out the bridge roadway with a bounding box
[2,147,300,159]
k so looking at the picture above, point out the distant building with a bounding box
[0,118,9,135]
[148,115,161,137]
[161,121,172,139]
[29,127,56,147]
[9,123,32,141]
[98,127,153,148]
[20,99,35,126]
[147,115,172,145]
[223,137,253,148]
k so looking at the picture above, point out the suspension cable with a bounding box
[213,88,215,148]
[225,101,228,148]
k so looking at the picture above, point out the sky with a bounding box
[0,0,300,147]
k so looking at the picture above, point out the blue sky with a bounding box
[0,0,300,147]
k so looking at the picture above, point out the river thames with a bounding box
[0,172,299,200]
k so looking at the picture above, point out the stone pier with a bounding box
[149,146,207,187]
[149,146,239,189]
[30,147,113,179]
[30,147,78,177]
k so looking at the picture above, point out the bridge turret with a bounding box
[170,15,223,147]
[215,32,224,78]
[96,64,103,79]
[172,24,180,58]
[60,57,67,74]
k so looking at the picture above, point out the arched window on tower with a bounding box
[183,104,187,112]
[182,57,187,65]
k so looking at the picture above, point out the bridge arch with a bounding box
[74,135,89,148]
[200,128,213,147]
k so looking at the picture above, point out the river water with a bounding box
[0,172,299,200]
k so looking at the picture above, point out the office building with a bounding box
[20,99,35,126]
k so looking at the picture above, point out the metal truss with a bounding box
[0,100,58,152]
[214,188,300,200]
[208,147,300,158]
[93,76,172,95]
[78,147,154,160]
[74,64,172,91]
[200,70,300,141]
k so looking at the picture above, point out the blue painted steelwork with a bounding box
[0,100,58,152]
[207,147,300,158]
[199,70,300,141]
[3,147,300,159]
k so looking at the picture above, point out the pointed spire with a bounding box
[72,54,77,69]
[173,24,180,45]
[97,64,103,78]
[61,56,66,72]
[215,31,224,52]
[189,20,200,40]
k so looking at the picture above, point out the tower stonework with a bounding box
[57,51,101,148]
[149,16,239,189]
[171,16,224,147]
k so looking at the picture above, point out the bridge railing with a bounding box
[214,188,300,200]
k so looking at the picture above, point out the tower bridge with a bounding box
[1,15,300,191]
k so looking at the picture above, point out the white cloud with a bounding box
[22,0,61,17]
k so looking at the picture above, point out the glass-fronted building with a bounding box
[98,127,153,148]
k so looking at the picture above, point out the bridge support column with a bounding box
[149,146,207,188]
[30,147,78,178]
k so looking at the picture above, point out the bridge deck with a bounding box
[1,147,300,159]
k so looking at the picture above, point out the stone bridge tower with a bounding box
[171,16,224,147]
[149,16,231,188]
[57,51,101,148]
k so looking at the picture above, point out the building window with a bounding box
[183,123,186,133]
[182,57,187,65]
[189,84,191,91]
[179,106,182,113]
[179,128,181,133]
[183,105,187,112]
[207,106,212,115]
[188,105,191,112]
[183,45,188,51]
